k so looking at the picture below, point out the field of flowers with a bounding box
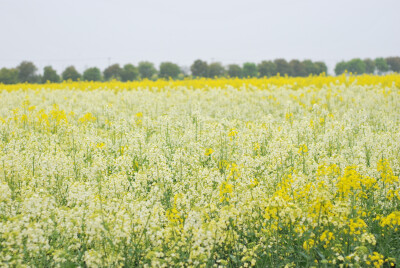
[1,74,400,267]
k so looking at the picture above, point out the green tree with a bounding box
[208,62,226,78]
[374,58,389,74]
[138,61,157,80]
[103,64,122,81]
[302,60,318,75]
[257,61,277,77]
[83,67,102,81]
[363,59,375,74]
[0,68,19,84]
[242,62,257,77]
[190,59,208,78]
[42,66,60,83]
[386,57,400,72]
[159,62,181,79]
[335,61,348,75]
[289,60,307,77]
[227,64,243,78]
[274,59,291,76]
[121,64,139,81]
[346,58,366,74]
[17,61,39,83]
[315,61,328,75]
[62,66,81,81]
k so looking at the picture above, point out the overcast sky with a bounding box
[0,0,399,74]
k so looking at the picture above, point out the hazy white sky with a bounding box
[0,0,399,73]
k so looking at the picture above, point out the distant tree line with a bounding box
[0,57,398,84]
[190,59,327,78]
[334,57,400,75]
[0,59,326,84]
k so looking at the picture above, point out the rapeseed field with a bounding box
[1,74,400,267]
